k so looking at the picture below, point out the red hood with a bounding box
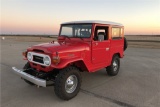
[28,41,89,54]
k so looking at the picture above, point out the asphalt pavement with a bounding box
[1,39,160,107]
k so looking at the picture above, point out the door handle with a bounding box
[95,42,98,46]
[106,48,109,51]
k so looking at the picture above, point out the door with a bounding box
[92,26,110,64]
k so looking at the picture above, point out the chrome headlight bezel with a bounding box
[43,56,50,65]
[27,52,32,61]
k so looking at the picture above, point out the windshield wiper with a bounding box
[79,37,83,41]
[73,35,84,41]
[61,35,70,40]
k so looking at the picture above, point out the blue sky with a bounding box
[1,0,160,35]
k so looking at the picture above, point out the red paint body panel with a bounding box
[24,22,124,73]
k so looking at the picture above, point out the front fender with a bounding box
[51,57,83,69]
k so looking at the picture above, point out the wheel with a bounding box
[23,62,35,85]
[106,55,120,76]
[54,66,82,100]
[124,37,128,51]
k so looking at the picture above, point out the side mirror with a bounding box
[98,34,104,41]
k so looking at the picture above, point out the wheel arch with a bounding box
[53,58,89,72]
[67,60,89,72]
[114,53,120,58]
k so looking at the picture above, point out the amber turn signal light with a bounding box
[53,52,60,64]
[22,51,27,57]
[53,57,60,64]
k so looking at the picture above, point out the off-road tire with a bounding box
[23,62,35,85]
[54,66,82,100]
[106,55,120,76]
[124,37,128,51]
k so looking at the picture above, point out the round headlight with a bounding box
[43,56,50,65]
[27,52,32,60]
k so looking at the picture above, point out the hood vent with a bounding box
[33,49,44,53]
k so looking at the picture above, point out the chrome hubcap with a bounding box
[65,75,78,93]
[113,60,118,71]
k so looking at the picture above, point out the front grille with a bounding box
[28,52,51,66]
[33,55,44,63]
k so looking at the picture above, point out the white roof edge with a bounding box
[61,20,123,26]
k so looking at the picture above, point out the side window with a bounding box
[94,26,108,41]
[112,27,122,39]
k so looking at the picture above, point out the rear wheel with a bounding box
[106,55,120,76]
[23,62,35,85]
[54,66,82,100]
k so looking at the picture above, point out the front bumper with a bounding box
[12,67,46,87]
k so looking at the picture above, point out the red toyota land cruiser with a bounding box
[12,20,127,100]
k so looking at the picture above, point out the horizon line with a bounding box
[1,34,160,36]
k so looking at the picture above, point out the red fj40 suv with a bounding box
[12,20,127,100]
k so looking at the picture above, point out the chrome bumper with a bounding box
[12,67,46,87]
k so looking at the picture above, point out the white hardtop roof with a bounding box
[62,20,123,26]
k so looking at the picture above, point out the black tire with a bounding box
[23,62,35,85]
[124,37,128,51]
[106,55,120,76]
[54,66,82,100]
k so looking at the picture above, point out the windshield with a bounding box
[60,24,92,38]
